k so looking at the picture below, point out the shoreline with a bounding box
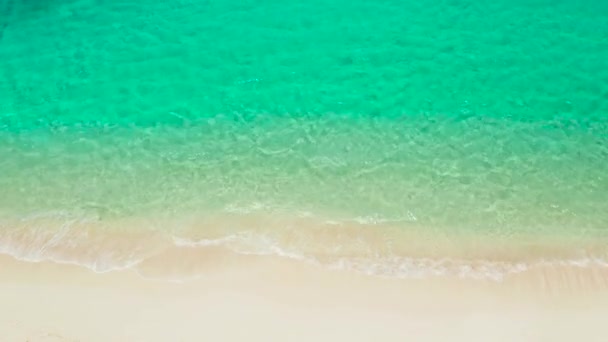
[2,213,608,286]
[2,255,608,341]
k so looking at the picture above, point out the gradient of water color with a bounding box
[0,0,607,280]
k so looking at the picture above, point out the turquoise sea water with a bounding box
[0,0,607,277]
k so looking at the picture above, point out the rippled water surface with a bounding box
[0,0,607,277]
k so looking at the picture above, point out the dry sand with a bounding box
[1,254,608,342]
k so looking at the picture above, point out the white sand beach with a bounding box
[1,254,608,342]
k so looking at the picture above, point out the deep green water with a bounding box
[0,0,607,267]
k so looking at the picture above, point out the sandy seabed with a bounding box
[1,253,608,342]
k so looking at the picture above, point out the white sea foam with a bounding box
[0,237,145,273]
[352,212,417,225]
[173,233,310,262]
[1,223,608,282]
[171,233,608,282]
[0,213,151,273]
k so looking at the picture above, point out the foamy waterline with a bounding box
[2,226,608,284]
[172,234,608,282]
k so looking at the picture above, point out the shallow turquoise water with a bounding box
[0,0,607,244]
